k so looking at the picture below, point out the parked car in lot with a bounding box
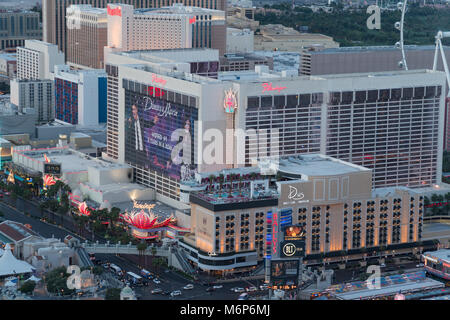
[151,288,162,294]
[153,278,161,284]
[170,290,182,297]
[212,285,223,289]
[183,284,194,290]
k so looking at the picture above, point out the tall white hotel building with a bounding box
[106,3,226,54]
[104,49,446,209]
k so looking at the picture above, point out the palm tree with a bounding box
[137,242,148,268]
[445,193,450,215]
[238,176,243,196]
[228,173,234,197]
[218,174,224,196]
[208,174,216,192]
[107,207,121,229]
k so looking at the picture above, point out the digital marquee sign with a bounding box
[280,225,306,258]
[124,89,198,181]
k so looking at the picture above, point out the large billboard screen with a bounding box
[270,260,299,288]
[125,90,198,181]
[280,225,306,258]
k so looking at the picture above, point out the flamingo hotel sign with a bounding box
[224,88,238,114]
[262,83,287,93]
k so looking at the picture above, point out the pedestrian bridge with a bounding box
[79,241,195,274]
[80,241,171,258]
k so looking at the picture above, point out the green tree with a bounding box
[105,288,121,300]
[45,266,74,295]
[19,280,36,295]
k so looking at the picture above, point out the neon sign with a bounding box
[132,200,156,211]
[107,5,122,17]
[147,86,165,98]
[152,74,167,86]
[272,211,278,255]
[262,83,287,93]
[223,88,238,113]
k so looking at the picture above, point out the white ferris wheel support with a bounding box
[433,31,450,98]
[396,1,408,70]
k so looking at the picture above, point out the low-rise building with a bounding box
[179,154,427,273]
[226,28,254,53]
[254,24,339,52]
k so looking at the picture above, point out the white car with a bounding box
[213,285,223,289]
[234,287,245,293]
[380,263,386,268]
[259,284,269,291]
[416,263,424,268]
[246,286,258,292]
[183,284,194,290]
[170,290,182,297]
[153,278,161,284]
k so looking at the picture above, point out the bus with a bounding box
[140,269,154,280]
[126,271,144,286]
[109,263,123,276]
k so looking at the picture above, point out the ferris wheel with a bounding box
[395,0,450,94]
[395,1,409,70]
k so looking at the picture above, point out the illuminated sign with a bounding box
[44,163,61,175]
[272,211,278,256]
[189,17,196,24]
[147,86,165,98]
[152,74,167,86]
[280,225,306,258]
[132,200,156,211]
[288,186,304,201]
[223,88,238,113]
[107,5,122,17]
[270,260,299,288]
[262,83,287,93]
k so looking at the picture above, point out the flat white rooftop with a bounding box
[423,249,450,263]
[335,277,444,300]
[277,154,369,177]
[17,148,129,173]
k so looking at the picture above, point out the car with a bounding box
[238,293,249,300]
[234,287,245,293]
[416,263,424,268]
[206,287,215,292]
[183,284,194,290]
[380,263,386,268]
[259,284,269,291]
[170,290,182,297]
[212,285,223,289]
[246,286,257,292]
[153,278,161,284]
[151,288,162,294]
